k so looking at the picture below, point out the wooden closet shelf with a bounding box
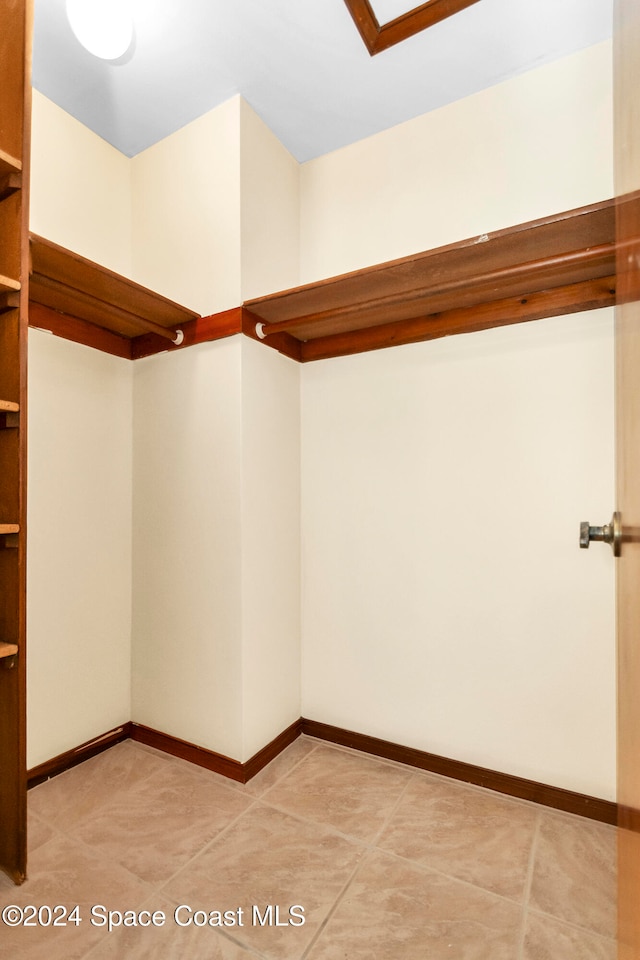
[0,525,20,535]
[0,643,18,660]
[0,275,21,295]
[0,170,21,202]
[245,196,625,361]
[26,196,638,364]
[0,290,20,314]
[0,148,21,178]
[0,400,19,427]
[29,235,200,341]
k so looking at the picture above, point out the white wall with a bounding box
[239,108,301,759]
[241,337,301,759]
[129,101,301,762]
[130,98,243,316]
[30,91,133,277]
[27,330,133,767]
[28,97,135,769]
[131,338,244,759]
[131,336,301,763]
[300,42,613,281]
[239,99,300,301]
[299,42,616,799]
[301,313,615,798]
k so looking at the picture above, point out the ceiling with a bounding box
[33,0,612,163]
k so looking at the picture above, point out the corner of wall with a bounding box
[129,97,243,316]
[30,90,134,277]
[239,97,301,302]
[240,336,302,761]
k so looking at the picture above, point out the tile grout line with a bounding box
[25,739,614,958]
[27,744,188,836]
[253,773,540,914]
[299,773,417,959]
[366,769,544,913]
[526,905,619,945]
[515,809,542,960]
[367,839,534,910]
[242,738,323,800]
[22,741,339,960]
[305,738,617,827]
[30,740,321,898]
[155,743,325,897]
[155,797,265,897]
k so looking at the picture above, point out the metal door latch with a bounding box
[580,512,622,557]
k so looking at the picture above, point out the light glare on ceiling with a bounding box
[65,0,133,60]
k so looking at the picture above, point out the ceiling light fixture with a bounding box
[66,0,134,61]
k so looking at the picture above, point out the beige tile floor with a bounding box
[0,737,617,959]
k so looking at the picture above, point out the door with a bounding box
[614,0,640,955]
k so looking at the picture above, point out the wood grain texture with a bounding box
[242,307,303,362]
[27,200,617,365]
[300,277,615,361]
[29,301,133,359]
[343,0,481,55]
[0,148,21,177]
[0,0,31,887]
[131,307,244,359]
[245,199,616,361]
[260,245,614,340]
[0,291,20,314]
[29,234,199,339]
[0,274,20,293]
[0,171,21,202]
[28,303,244,361]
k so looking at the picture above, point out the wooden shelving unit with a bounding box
[245,197,620,362]
[0,0,32,886]
[29,234,200,357]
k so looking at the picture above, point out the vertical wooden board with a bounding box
[0,544,24,884]
[0,0,30,886]
[0,0,25,161]
[0,663,24,883]
[0,307,21,401]
[0,547,18,639]
[0,191,22,281]
[614,0,640,955]
[0,429,20,522]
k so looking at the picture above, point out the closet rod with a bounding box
[138,319,184,345]
[89,305,184,344]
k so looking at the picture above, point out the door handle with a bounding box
[579,511,622,557]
